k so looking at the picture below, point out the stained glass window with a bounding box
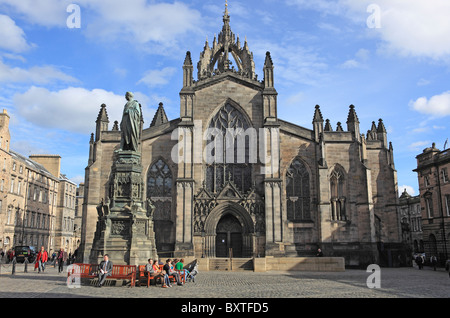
[147,159,172,197]
[286,158,310,221]
[330,166,346,221]
[205,104,252,193]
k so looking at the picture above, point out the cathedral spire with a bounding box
[224,0,229,19]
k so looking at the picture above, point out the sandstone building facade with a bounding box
[0,109,77,256]
[80,8,404,267]
[398,189,423,255]
[414,143,450,264]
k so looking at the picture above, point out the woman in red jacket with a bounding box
[36,246,48,273]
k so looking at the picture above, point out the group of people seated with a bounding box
[96,254,191,288]
[145,258,187,288]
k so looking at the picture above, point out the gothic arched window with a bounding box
[286,158,311,221]
[330,166,347,221]
[205,103,253,193]
[147,158,173,253]
[147,159,172,198]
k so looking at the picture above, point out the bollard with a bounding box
[24,258,28,273]
[11,257,16,275]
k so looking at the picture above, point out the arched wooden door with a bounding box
[215,214,243,258]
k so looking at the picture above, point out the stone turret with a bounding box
[377,118,388,148]
[150,102,169,127]
[346,104,360,142]
[183,51,194,88]
[95,104,109,142]
[312,105,324,142]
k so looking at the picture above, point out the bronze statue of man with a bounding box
[120,92,141,152]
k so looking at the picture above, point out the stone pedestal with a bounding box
[90,151,158,265]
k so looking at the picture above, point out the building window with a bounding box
[7,206,12,224]
[9,178,14,193]
[330,166,347,221]
[446,195,450,217]
[424,176,430,187]
[14,209,19,226]
[442,168,448,183]
[425,194,433,218]
[147,159,172,197]
[286,157,311,221]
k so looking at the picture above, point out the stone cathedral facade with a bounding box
[79,8,404,267]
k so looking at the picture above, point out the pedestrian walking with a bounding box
[415,255,423,269]
[57,248,67,273]
[36,246,48,273]
[430,255,437,271]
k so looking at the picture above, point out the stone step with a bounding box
[208,258,253,271]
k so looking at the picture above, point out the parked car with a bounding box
[14,246,36,263]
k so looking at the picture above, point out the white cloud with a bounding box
[0,0,70,27]
[410,91,450,117]
[347,0,450,61]
[137,67,177,87]
[399,185,416,197]
[252,40,329,86]
[0,59,77,84]
[340,59,360,69]
[79,1,203,51]
[1,0,203,53]
[286,0,345,16]
[13,86,154,134]
[340,49,370,69]
[287,0,450,61]
[408,140,431,151]
[0,14,32,53]
[13,87,127,134]
[417,78,431,86]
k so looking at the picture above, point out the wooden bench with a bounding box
[110,264,137,287]
[67,263,98,279]
[67,263,137,287]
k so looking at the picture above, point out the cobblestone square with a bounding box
[0,264,448,299]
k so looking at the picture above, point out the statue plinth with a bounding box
[90,149,158,266]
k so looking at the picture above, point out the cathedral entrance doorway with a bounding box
[203,201,254,258]
[215,214,243,258]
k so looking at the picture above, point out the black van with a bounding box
[14,246,37,263]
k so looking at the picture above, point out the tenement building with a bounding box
[80,7,404,267]
[0,109,78,256]
[414,143,450,265]
[398,189,423,255]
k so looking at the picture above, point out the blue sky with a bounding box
[0,0,449,196]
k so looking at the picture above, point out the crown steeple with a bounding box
[197,1,256,81]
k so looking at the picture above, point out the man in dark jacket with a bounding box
[98,254,113,287]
